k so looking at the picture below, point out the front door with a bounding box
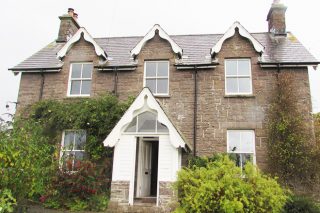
[135,138,158,198]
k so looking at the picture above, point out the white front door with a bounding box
[136,139,152,197]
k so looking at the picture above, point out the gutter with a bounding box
[259,62,320,68]
[96,65,137,72]
[175,63,218,70]
[8,67,62,72]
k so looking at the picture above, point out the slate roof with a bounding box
[9,32,319,71]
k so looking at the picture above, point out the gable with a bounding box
[211,22,264,57]
[57,27,108,61]
[130,24,183,59]
[103,87,190,150]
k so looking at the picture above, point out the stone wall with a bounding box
[109,181,130,204]
[17,31,313,172]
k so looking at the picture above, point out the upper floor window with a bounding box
[227,130,255,170]
[225,59,252,95]
[60,130,86,171]
[144,61,169,96]
[68,63,93,97]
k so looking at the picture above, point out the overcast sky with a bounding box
[0,0,319,120]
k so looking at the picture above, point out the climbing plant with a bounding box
[29,93,132,160]
[267,72,320,188]
[0,93,132,210]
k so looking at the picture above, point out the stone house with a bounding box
[9,1,319,211]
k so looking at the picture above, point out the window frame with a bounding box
[226,130,256,170]
[60,130,86,171]
[224,58,252,95]
[143,60,170,96]
[67,62,93,97]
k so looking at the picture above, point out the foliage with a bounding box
[314,113,320,144]
[284,195,320,213]
[0,119,56,202]
[174,154,288,213]
[29,93,132,160]
[0,189,17,213]
[267,72,320,187]
[0,93,131,210]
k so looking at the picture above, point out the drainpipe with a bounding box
[113,67,118,96]
[39,69,45,100]
[193,66,198,156]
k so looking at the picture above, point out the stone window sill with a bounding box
[224,95,255,98]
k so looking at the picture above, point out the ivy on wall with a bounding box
[28,93,133,160]
[267,72,320,189]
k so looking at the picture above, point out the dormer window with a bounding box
[144,61,169,96]
[67,63,93,97]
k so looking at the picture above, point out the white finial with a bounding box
[273,0,280,3]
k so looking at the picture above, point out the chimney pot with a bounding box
[68,8,74,17]
[73,13,78,19]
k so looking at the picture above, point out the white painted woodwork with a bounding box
[211,21,264,56]
[131,24,183,57]
[112,135,136,181]
[57,27,108,60]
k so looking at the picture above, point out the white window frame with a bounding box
[143,61,169,96]
[226,130,256,170]
[67,62,93,97]
[225,59,252,95]
[60,130,86,171]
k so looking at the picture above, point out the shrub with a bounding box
[0,189,16,213]
[284,195,320,213]
[175,155,288,213]
[0,120,56,202]
[44,160,110,211]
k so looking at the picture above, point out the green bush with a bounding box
[284,195,320,213]
[175,155,288,213]
[0,189,16,213]
[0,120,55,202]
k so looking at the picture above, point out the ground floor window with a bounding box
[60,130,86,171]
[227,130,255,170]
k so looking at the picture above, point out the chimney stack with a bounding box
[56,8,80,42]
[267,0,287,36]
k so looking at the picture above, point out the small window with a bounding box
[61,130,86,171]
[144,61,169,95]
[225,59,252,95]
[125,111,168,133]
[68,63,93,96]
[227,130,255,170]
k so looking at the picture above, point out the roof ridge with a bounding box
[93,32,272,40]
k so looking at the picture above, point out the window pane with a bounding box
[228,131,240,152]
[241,131,254,153]
[70,80,81,95]
[138,111,156,132]
[71,64,82,78]
[157,122,169,132]
[157,62,168,77]
[238,78,251,93]
[226,78,238,94]
[241,153,253,167]
[157,79,168,94]
[238,60,250,75]
[146,62,157,77]
[74,131,86,150]
[82,64,93,78]
[81,80,91,95]
[64,132,74,150]
[146,79,156,93]
[125,117,137,132]
[226,60,237,75]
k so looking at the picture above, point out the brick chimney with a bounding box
[56,8,80,42]
[267,0,287,36]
